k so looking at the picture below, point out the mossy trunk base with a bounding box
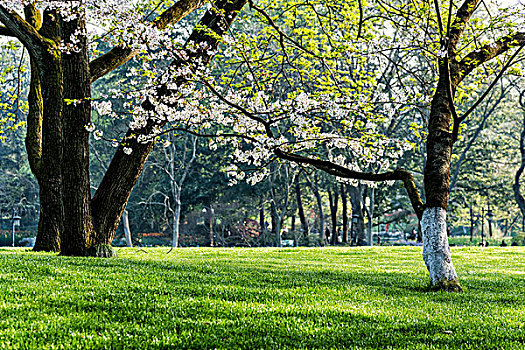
[431,278,463,293]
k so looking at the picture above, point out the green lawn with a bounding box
[0,247,523,349]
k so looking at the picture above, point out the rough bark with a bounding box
[91,0,248,246]
[31,10,64,252]
[422,56,460,290]
[424,64,454,210]
[421,208,462,292]
[23,5,42,177]
[25,57,43,177]
[60,10,96,256]
[20,6,60,252]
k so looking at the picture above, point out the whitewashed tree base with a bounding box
[421,207,462,292]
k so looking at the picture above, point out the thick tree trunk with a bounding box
[28,49,61,252]
[348,185,366,245]
[32,10,64,252]
[341,183,348,243]
[60,11,99,256]
[422,63,462,291]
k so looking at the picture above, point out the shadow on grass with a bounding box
[1,251,524,348]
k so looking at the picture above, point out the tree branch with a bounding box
[273,149,424,219]
[454,32,525,83]
[24,5,44,178]
[0,5,47,57]
[0,25,14,36]
[154,0,206,29]
[459,44,524,122]
[89,0,207,83]
[448,0,480,52]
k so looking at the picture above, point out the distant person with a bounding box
[511,241,518,246]
[500,240,507,247]
[447,227,451,237]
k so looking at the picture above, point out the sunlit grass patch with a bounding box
[0,247,523,349]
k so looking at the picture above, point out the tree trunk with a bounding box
[348,185,366,245]
[422,63,462,292]
[60,10,99,257]
[208,207,214,247]
[172,194,182,248]
[32,10,64,253]
[122,209,132,247]
[305,174,324,246]
[512,113,525,219]
[421,207,460,291]
[295,174,309,237]
[341,183,348,243]
[270,186,281,247]
[328,186,339,245]
[366,187,374,246]
[259,196,266,243]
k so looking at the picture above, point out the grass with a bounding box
[0,247,524,349]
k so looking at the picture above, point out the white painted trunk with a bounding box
[421,207,459,287]
[122,210,133,247]
[172,198,181,248]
